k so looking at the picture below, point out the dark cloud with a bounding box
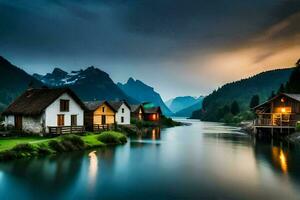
[0,0,299,99]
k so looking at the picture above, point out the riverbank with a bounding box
[0,131,127,161]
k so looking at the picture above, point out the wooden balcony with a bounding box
[48,126,85,134]
[254,113,298,128]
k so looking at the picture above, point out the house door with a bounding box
[15,115,22,130]
[101,115,106,125]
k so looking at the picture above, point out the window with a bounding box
[57,114,65,126]
[60,100,69,112]
[71,115,77,126]
[102,107,105,112]
[121,116,124,123]
[122,108,125,113]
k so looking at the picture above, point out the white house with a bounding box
[2,88,85,134]
[108,101,131,125]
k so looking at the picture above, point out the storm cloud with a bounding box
[0,0,299,99]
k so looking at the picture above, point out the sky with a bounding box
[0,0,299,100]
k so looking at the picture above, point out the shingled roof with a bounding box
[254,93,300,109]
[130,104,144,113]
[84,100,117,112]
[108,101,130,111]
[2,88,85,116]
[143,106,162,114]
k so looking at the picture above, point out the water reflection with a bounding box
[1,120,300,199]
[271,147,288,173]
[88,151,98,189]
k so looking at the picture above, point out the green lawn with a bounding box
[0,137,52,152]
[81,134,105,147]
[0,131,125,152]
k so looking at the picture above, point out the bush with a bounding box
[12,143,35,153]
[296,122,300,132]
[36,146,51,155]
[97,131,127,144]
[48,140,66,152]
[48,135,85,152]
[61,135,85,148]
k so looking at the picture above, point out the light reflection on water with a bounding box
[0,120,300,199]
[88,151,98,189]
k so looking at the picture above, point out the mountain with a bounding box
[34,66,137,103]
[191,67,294,121]
[117,78,173,116]
[166,96,202,113]
[173,97,204,117]
[0,56,42,111]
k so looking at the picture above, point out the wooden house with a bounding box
[254,93,300,134]
[143,106,162,121]
[2,88,85,134]
[84,101,116,131]
[130,104,144,121]
[108,101,131,125]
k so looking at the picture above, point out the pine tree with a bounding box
[285,60,300,93]
[249,95,260,109]
[277,83,285,94]
[268,91,276,100]
[230,101,240,115]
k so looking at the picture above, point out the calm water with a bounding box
[1,119,300,200]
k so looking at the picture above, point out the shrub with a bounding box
[296,122,300,132]
[97,131,127,144]
[98,133,119,144]
[48,140,66,152]
[12,143,35,153]
[61,135,84,148]
[36,146,51,155]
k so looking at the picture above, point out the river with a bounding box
[1,119,300,200]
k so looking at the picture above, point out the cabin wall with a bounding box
[4,115,14,127]
[4,114,43,134]
[45,93,84,132]
[115,103,130,125]
[22,115,43,134]
[272,96,300,113]
[93,104,115,125]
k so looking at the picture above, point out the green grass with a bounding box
[0,137,52,152]
[81,134,105,147]
[0,131,127,161]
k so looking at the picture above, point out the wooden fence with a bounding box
[48,126,85,135]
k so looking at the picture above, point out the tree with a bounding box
[249,95,260,109]
[230,101,240,115]
[268,90,276,100]
[277,83,285,94]
[285,61,300,93]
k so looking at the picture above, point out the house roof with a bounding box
[108,101,130,111]
[130,104,143,113]
[2,88,85,116]
[254,93,300,110]
[143,106,162,114]
[84,100,117,112]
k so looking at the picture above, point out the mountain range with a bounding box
[33,66,137,103]
[0,56,172,116]
[192,67,294,121]
[165,96,204,117]
[0,56,42,111]
[117,78,173,116]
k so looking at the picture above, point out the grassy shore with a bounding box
[0,131,127,161]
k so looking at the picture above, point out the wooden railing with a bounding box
[93,124,113,132]
[48,126,85,134]
[254,119,297,127]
